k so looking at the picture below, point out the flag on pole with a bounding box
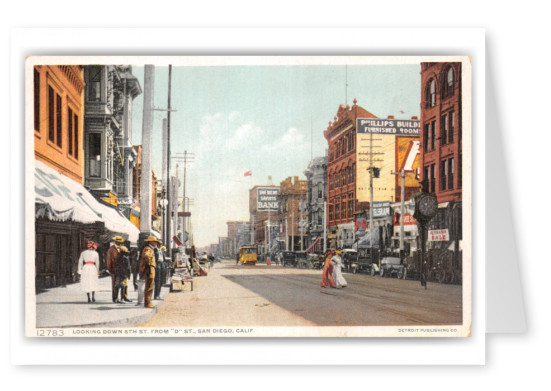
[244,170,252,177]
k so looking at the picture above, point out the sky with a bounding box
[130,63,421,247]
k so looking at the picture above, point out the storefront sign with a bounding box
[257,187,279,211]
[372,201,391,217]
[394,213,417,226]
[428,229,450,241]
[357,118,420,136]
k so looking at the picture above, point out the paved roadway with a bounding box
[138,258,462,328]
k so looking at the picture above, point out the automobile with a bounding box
[307,253,324,270]
[379,256,407,279]
[294,252,309,269]
[341,249,358,273]
[198,253,208,265]
[282,251,296,267]
[353,247,381,275]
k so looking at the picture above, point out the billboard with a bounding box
[257,187,279,211]
[357,118,420,136]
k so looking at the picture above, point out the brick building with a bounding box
[249,185,280,252]
[278,176,307,252]
[34,65,85,183]
[420,62,462,202]
[419,62,463,252]
[324,100,376,248]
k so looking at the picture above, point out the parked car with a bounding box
[308,253,324,270]
[294,252,309,269]
[341,249,358,273]
[282,251,296,267]
[379,256,407,279]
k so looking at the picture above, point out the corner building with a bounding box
[324,100,376,249]
[420,62,463,255]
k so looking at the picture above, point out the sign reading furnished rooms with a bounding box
[357,118,420,136]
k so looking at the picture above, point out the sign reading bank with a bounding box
[257,187,279,211]
[357,118,420,136]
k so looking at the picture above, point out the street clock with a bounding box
[413,193,438,223]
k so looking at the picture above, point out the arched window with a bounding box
[445,67,454,97]
[426,78,436,108]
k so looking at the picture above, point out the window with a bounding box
[430,164,436,193]
[56,94,62,147]
[67,109,79,159]
[348,200,353,218]
[440,160,447,191]
[424,166,430,190]
[34,68,40,132]
[317,182,323,199]
[449,111,455,143]
[48,85,63,147]
[88,66,102,102]
[68,108,73,156]
[424,123,430,152]
[341,201,346,219]
[458,154,462,188]
[329,205,334,221]
[444,67,454,97]
[426,78,436,108]
[74,113,79,159]
[88,133,101,177]
[335,204,340,221]
[352,163,356,183]
[48,86,54,142]
[441,114,448,145]
[430,121,436,151]
[448,158,454,190]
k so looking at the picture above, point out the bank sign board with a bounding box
[357,118,420,136]
[257,187,279,211]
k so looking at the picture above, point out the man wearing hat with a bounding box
[107,235,126,303]
[139,236,158,308]
[114,246,132,303]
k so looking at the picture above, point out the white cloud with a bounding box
[261,127,305,153]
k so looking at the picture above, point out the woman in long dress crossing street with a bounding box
[332,249,348,288]
[321,249,336,288]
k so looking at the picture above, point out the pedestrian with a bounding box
[129,246,144,306]
[139,236,158,308]
[114,246,132,303]
[320,249,336,288]
[107,235,125,303]
[332,249,348,288]
[208,254,214,270]
[153,241,164,300]
[77,241,99,303]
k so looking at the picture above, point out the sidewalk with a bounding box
[36,276,171,328]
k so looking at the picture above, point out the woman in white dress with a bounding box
[332,249,348,288]
[77,241,100,303]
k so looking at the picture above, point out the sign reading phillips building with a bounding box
[257,187,279,211]
[357,118,420,136]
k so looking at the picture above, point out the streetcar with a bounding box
[238,246,258,266]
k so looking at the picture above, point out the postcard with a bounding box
[25,55,471,338]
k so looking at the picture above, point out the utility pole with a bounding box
[391,169,415,262]
[323,201,327,253]
[166,64,172,253]
[174,151,195,245]
[139,65,154,245]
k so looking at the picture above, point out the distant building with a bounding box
[304,156,327,252]
[277,176,307,252]
[249,185,280,253]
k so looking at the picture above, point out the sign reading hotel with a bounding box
[357,118,420,136]
[428,229,450,242]
[257,187,279,211]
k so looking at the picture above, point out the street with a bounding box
[138,258,462,328]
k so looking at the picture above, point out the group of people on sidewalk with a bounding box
[320,248,348,289]
[77,235,170,309]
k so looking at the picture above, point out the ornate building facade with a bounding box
[304,156,327,252]
[83,65,142,216]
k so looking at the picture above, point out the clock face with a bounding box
[418,195,438,217]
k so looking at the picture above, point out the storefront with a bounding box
[34,160,140,290]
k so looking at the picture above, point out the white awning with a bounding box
[35,160,139,243]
